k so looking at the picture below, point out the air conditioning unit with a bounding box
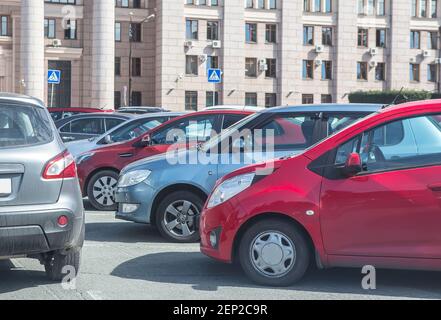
[258,59,268,71]
[184,40,194,48]
[315,44,325,53]
[199,54,208,62]
[422,50,431,58]
[435,58,441,64]
[410,57,417,63]
[52,39,62,47]
[369,48,379,56]
[212,40,222,49]
[315,59,323,67]
[369,61,378,68]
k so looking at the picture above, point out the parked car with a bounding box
[200,100,441,287]
[66,112,184,159]
[0,93,84,281]
[55,113,132,142]
[78,110,252,211]
[117,106,169,115]
[49,107,112,121]
[115,104,381,243]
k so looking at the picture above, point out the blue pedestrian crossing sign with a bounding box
[48,70,61,84]
[208,69,222,83]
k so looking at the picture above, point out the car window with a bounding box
[105,118,125,131]
[222,114,247,130]
[151,116,217,145]
[335,114,441,173]
[0,105,53,148]
[70,118,104,135]
[108,117,168,143]
[50,111,63,122]
[326,113,370,135]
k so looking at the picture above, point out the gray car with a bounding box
[115,104,382,243]
[0,93,85,280]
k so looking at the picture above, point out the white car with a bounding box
[66,112,184,160]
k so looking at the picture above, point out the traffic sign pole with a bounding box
[50,83,55,108]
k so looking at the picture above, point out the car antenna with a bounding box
[383,87,408,109]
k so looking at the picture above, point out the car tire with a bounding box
[238,219,310,287]
[87,170,119,211]
[45,249,81,282]
[156,191,204,243]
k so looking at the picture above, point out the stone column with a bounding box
[91,0,115,109]
[20,0,45,101]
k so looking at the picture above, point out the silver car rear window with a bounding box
[0,105,53,148]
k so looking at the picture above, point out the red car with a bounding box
[201,100,441,286]
[77,110,252,210]
[49,107,112,121]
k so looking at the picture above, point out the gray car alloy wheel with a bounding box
[92,176,118,206]
[163,200,199,238]
[250,231,296,278]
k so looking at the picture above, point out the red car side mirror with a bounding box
[343,153,362,177]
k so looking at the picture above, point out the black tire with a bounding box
[238,219,310,287]
[87,170,119,211]
[156,191,204,243]
[45,249,81,282]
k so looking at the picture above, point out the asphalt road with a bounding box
[1,201,441,300]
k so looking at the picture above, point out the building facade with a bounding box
[0,0,440,111]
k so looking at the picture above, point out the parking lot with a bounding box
[0,201,440,300]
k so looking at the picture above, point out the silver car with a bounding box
[0,94,85,281]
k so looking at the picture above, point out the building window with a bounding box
[302,94,314,104]
[115,57,121,76]
[269,0,277,9]
[357,62,368,80]
[114,91,122,109]
[265,59,277,78]
[358,0,385,15]
[420,0,428,17]
[257,0,265,9]
[357,28,368,47]
[375,62,386,81]
[185,91,198,111]
[303,60,314,79]
[410,63,420,82]
[428,31,438,49]
[186,19,198,40]
[265,24,277,43]
[206,91,219,107]
[44,19,56,39]
[245,93,258,106]
[0,16,10,36]
[245,23,257,43]
[265,93,277,108]
[303,26,314,45]
[64,20,77,40]
[432,0,438,17]
[129,23,142,42]
[428,64,437,82]
[245,58,257,77]
[207,21,219,40]
[377,0,385,15]
[376,29,386,47]
[207,56,219,70]
[410,31,421,49]
[321,94,332,103]
[322,27,332,46]
[131,58,141,77]
[322,61,332,80]
[324,0,332,12]
[115,22,121,42]
[246,0,253,8]
[186,55,199,76]
[131,91,142,106]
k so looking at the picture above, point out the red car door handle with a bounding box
[428,184,441,192]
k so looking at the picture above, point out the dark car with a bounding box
[0,93,84,281]
[55,113,132,142]
[117,106,169,115]
[49,107,112,121]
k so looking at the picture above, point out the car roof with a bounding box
[204,105,265,112]
[130,112,186,119]
[260,103,383,114]
[0,93,46,108]
[48,107,111,112]
[54,112,133,126]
